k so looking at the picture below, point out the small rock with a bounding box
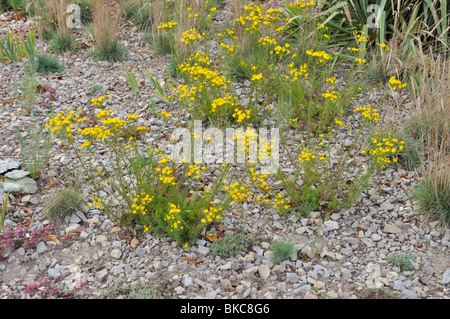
[286,272,300,283]
[259,264,271,280]
[442,269,450,285]
[35,242,47,254]
[110,249,122,259]
[323,220,339,231]
[5,170,30,180]
[197,245,210,256]
[383,224,402,234]
[184,276,194,287]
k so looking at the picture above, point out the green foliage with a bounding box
[360,287,398,299]
[0,0,29,14]
[387,253,415,271]
[16,122,52,180]
[411,174,450,227]
[209,233,260,259]
[75,0,93,25]
[90,84,104,96]
[44,187,84,220]
[49,33,78,53]
[105,279,163,299]
[270,240,296,263]
[0,191,9,229]
[35,54,64,75]
[123,0,153,31]
[91,41,127,62]
[0,29,36,63]
[13,58,39,112]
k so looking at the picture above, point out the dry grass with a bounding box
[409,53,450,226]
[92,0,126,61]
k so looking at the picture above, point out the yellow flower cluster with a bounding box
[388,76,407,90]
[46,109,76,138]
[131,193,154,215]
[211,94,236,113]
[270,43,291,59]
[249,167,270,191]
[287,63,309,82]
[219,42,238,54]
[180,28,203,45]
[273,193,290,213]
[288,0,317,9]
[165,203,183,232]
[251,73,263,81]
[225,181,252,202]
[178,63,228,89]
[362,132,405,168]
[356,31,367,43]
[186,163,208,179]
[156,166,176,185]
[377,42,390,51]
[89,194,104,209]
[322,90,341,101]
[233,108,251,123]
[236,2,283,33]
[306,49,333,63]
[90,95,110,108]
[160,110,172,118]
[200,206,223,224]
[354,106,380,123]
[299,147,316,163]
[158,20,177,30]
[258,36,277,46]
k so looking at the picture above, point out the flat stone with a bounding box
[380,201,395,211]
[383,224,402,234]
[442,269,450,285]
[244,266,259,278]
[4,177,37,194]
[5,170,30,180]
[183,276,194,287]
[97,269,108,282]
[36,242,47,254]
[65,224,79,234]
[197,245,210,256]
[259,264,271,280]
[324,220,339,231]
[371,234,382,241]
[286,272,300,283]
[1,182,22,193]
[0,159,21,174]
[110,249,122,259]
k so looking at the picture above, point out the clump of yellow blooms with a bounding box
[322,90,341,101]
[180,28,203,45]
[90,95,110,108]
[288,0,317,9]
[158,20,177,30]
[225,181,252,202]
[160,110,172,118]
[200,206,223,224]
[232,108,251,123]
[132,193,154,217]
[354,106,380,124]
[388,76,407,90]
[306,49,333,63]
[89,194,104,210]
[362,132,405,168]
[236,3,283,33]
[273,193,291,213]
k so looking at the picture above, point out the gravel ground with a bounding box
[0,5,449,300]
